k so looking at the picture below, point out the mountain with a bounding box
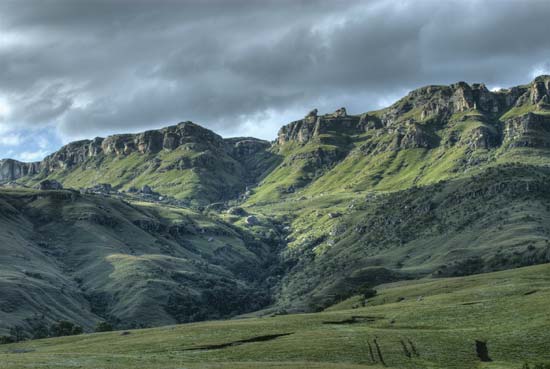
[1,76,550,335]
[250,75,550,204]
[0,122,277,205]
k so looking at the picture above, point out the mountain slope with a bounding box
[267,164,550,311]
[247,76,550,204]
[0,188,279,336]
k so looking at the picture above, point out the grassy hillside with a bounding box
[2,264,549,369]
[243,164,550,311]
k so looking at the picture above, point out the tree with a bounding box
[362,288,377,299]
[50,321,83,337]
[0,336,15,345]
[30,323,49,339]
[94,321,113,332]
[9,326,26,342]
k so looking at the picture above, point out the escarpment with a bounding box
[277,76,550,151]
[0,159,41,181]
[2,76,550,204]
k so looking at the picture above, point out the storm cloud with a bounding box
[1,0,550,160]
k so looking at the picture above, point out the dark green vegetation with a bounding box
[1,264,550,369]
[1,76,550,367]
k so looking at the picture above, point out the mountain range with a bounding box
[1,75,550,336]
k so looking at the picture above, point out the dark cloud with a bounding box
[0,0,550,157]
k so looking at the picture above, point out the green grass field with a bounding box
[2,264,549,369]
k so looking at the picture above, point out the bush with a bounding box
[30,323,49,339]
[9,326,26,342]
[362,288,378,299]
[522,363,550,369]
[95,321,113,332]
[0,336,15,345]
[50,321,83,337]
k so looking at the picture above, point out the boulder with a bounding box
[141,185,153,195]
[245,215,259,226]
[333,107,347,117]
[37,180,63,191]
[227,207,247,216]
[306,108,318,118]
[88,183,112,194]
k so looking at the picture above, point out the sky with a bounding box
[1,0,550,162]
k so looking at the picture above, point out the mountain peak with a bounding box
[533,74,550,82]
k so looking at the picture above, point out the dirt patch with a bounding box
[407,338,419,357]
[367,341,376,362]
[183,333,294,351]
[322,315,383,325]
[373,338,386,366]
[8,348,35,354]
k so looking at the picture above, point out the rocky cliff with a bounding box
[0,122,273,204]
[0,122,272,182]
[3,76,550,203]
[277,75,550,148]
[0,159,41,182]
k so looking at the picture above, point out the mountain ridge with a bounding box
[3,75,550,191]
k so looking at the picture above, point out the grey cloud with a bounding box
[0,0,549,143]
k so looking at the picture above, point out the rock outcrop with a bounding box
[0,159,41,182]
[225,137,271,158]
[276,76,550,153]
[503,112,550,148]
[36,180,63,190]
[3,75,550,190]
[277,107,363,145]
[0,122,235,183]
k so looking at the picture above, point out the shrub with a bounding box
[362,288,378,299]
[9,326,26,342]
[95,321,113,332]
[0,336,15,345]
[30,323,49,339]
[50,321,83,337]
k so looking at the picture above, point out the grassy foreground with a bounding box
[1,264,550,369]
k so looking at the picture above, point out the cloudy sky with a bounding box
[1,0,550,161]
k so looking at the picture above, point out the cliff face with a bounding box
[0,159,41,182]
[99,121,225,156]
[39,122,226,173]
[276,75,550,151]
[503,112,550,148]
[277,107,371,145]
[3,76,550,198]
[0,122,271,184]
[0,121,275,205]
